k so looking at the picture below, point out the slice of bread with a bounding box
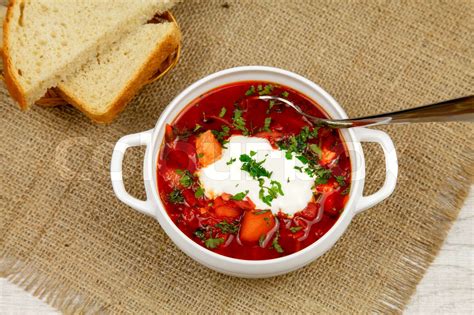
[58,21,180,123]
[2,0,176,109]
[0,5,5,52]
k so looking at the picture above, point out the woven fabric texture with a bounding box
[1,0,473,313]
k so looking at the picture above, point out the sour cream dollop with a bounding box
[198,135,314,215]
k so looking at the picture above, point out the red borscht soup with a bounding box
[157,82,351,260]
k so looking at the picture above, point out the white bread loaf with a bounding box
[58,21,180,123]
[2,0,176,109]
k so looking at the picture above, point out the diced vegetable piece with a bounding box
[165,124,174,142]
[232,198,256,210]
[320,149,337,166]
[195,130,223,167]
[323,192,344,216]
[316,178,337,193]
[300,202,320,220]
[215,205,242,218]
[182,189,197,207]
[239,210,275,243]
[213,196,225,207]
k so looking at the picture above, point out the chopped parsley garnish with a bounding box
[309,143,322,158]
[176,169,193,188]
[255,210,270,215]
[296,155,309,164]
[168,189,184,204]
[194,186,205,198]
[245,85,255,96]
[278,126,332,183]
[215,221,239,234]
[197,153,204,158]
[259,234,266,247]
[194,229,205,240]
[239,154,283,206]
[226,157,236,165]
[271,232,284,253]
[261,117,272,132]
[239,154,272,179]
[281,91,289,98]
[335,175,346,187]
[204,237,224,249]
[173,127,192,141]
[313,168,332,184]
[258,84,274,96]
[267,100,276,113]
[278,126,319,158]
[212,125,230,143]
[218,107,227,118]
[232,109,249,135]
[195,229,225,249]
[193,124,202,132]
[231,190,249,201]
[259,179,284,206]
[289,226,303,233]
[341,187,350,195]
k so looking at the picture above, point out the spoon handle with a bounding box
[332,95,474,127]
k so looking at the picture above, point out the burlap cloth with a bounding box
[1,0,473,313]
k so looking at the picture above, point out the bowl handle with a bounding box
[353,128,398,215]
[111,129,155,217]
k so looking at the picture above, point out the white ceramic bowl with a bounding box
[111,66,398,278]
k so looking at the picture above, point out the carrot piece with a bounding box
[195,130,223,167]
[213,196,225,208]
[239,210,276,243]
[232,199,256,211]
[320,149,336,166]
[315,178,337,193]
[215,205,242,218]
[165,124,174,142]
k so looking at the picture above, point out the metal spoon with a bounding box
[249,95,474,128]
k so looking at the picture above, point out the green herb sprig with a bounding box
[232,109,249,135]
[231,190,249,201]
[168,189,184,204]
[239,154,284,206]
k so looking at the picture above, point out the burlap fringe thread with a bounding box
[1,163,472,314]
[0,256,105,313]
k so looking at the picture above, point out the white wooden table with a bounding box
[1,187,472,314]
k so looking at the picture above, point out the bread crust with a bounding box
[3,0,29,110]
[58,21,181,124]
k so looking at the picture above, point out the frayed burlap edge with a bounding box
[1,256,106,313]
[375,163,473,312]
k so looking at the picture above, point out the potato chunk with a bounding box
[196,130,222,167]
